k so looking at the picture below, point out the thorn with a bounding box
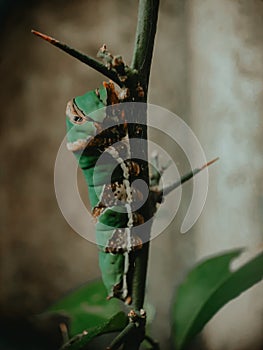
[31,29,123,86]
[200,156,219,170]
[31,29,58,44]
[162,156,219,196]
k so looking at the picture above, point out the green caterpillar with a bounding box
[66,82,144,303]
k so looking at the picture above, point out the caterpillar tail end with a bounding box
[106,286,132,305]
[106,293,132,305]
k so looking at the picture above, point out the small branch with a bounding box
[122,310,146,350]
[107,310,146,350]
[107,323,136,350]
[131,0,160,91]
[59,330,88,350]
[162,157,219,197]
[31,30,123,86]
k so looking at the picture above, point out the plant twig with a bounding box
[59,330,88,350]
[107,323,136,350]
[31,30,123,86]
[122,310,146,350]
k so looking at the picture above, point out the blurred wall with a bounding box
[0,0,262,349]
[187,1,263,349]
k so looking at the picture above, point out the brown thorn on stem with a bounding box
[162,157,219,197]
[200,156,220,170]
[31,30,58,44]
[31,29,123,87]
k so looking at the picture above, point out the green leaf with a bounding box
[45,279,123,337]
[172,248,263,350]
[61,311,128,350]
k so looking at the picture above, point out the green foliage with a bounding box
[46,279,125,337]
[172,248,263,350]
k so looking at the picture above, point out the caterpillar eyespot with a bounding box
[73,116,84,123]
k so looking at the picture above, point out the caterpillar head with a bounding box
[66,86,107,152]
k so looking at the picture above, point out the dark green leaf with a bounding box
[61,311,128,350]
[45,279,123,336]
[172,248,263,350]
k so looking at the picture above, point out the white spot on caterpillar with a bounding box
[66,138,92,151]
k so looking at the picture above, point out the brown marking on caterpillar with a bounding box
[92,207,104,218]
[106,280,123,300]
[97,183,144,208]
[136,84,145,98]
[81,124,128,152]
[105,229,143,254]
[103,81,119,105]
[126,160,141,176]
[132,212,144,226]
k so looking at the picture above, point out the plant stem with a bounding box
[107,323,136,350]
[33,1,160,348]
[131,0,160,93]
[129,0,160,314]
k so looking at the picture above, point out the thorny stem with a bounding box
[32,1,160,349]
[129,0,159,316]
[106,1,160,347]
[31,30,123,86]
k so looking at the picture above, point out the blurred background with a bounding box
[0,0,262,349]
